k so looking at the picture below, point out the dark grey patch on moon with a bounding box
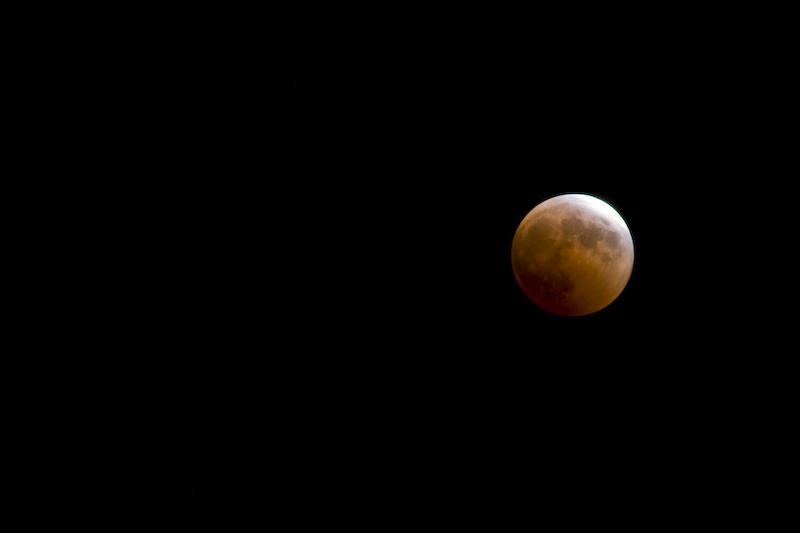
[605,230,621,249]
[560,215,585,239]
[578,222,604,249]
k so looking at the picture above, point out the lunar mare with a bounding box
[511,194,634,316]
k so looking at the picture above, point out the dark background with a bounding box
[179,13,790,523]
[13,4,793,525]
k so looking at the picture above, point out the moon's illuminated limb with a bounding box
[511,194,634,316]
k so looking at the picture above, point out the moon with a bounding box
[511,194,634,316]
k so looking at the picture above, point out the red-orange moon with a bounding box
[511,194,634,316]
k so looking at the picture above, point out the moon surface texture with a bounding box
[511,194,634,316]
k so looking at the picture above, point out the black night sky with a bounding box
[96,8,791,526]
[10,3,795,524]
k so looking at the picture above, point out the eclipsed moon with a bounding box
[511,194,634,316]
